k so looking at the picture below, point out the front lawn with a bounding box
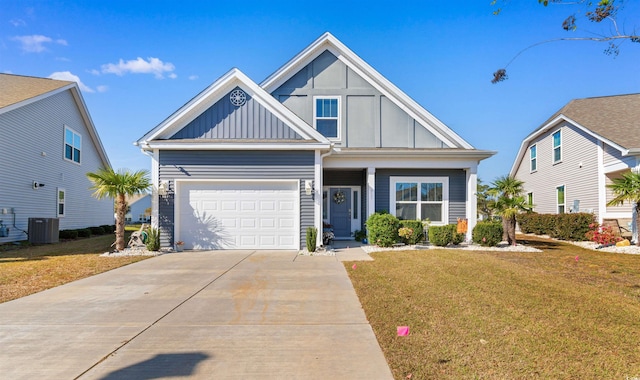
[0,228,149,303]
[347,235,640,379]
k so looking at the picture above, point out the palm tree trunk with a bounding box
[115,193,126,251]
[502,218,509,242]
[507,216,517,246]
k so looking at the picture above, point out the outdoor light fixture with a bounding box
[305,180,314,196]
[157,181,168,196]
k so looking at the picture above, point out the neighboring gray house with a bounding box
[125,193,151,224]
[510,93,640,226]
[0,73,113,243]
[136,33,494,250]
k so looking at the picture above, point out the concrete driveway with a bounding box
[0,250,393,379]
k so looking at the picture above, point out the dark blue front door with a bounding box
[330,188,351,238]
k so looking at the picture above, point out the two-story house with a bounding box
[136,33,494,250]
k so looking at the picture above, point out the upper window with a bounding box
[390,177,448,224]
[552,130,562,163]
[529,145,537,172]
[314,97,339,139]
[57,188,66,217]
[64,127,81,163]
[557,185,565,214]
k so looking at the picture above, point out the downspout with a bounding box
[316,144,335,247]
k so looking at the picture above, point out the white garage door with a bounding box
[177,181,298,250]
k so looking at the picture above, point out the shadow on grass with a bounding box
[0,233,131,261]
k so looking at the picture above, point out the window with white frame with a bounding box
[530,144,537,172]
[57,188,66,217]
[552,130,562,163]
[314,97,339,139]
[556,185,565,214]
[390,177,448,224]
[64,127,81,163]
[527,192,534,210]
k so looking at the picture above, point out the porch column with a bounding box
[466,166,478,242]
[315,150,323,247]
[150,149,160,230]
[367,167,376,220]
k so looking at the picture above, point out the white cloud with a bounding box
[88,69,100,75]
[188,75,199,80]
[168,73,177,79]
[48,71,94,93]
[12,34,67,53]
[100,57,176,79]
[96,85,109,93]
[10,19,27,27]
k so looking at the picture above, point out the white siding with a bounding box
[605,171,633,214]
[0,90,113,242]
[514,121,600,217]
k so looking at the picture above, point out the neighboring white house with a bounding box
[136,32,495,250]
[0,74,113,243]
[510,93,640,227]
[125,193,151,224]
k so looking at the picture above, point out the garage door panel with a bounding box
[178,181,298,250]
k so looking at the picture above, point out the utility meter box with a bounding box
[28,218,60,244]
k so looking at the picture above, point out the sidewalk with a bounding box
[0,250,392,379]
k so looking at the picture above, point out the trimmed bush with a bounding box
[59,229,79,240]
[472,221,503,247]
[306,227,318,252]
[429,225,453,247]
[76,228,92,238]
[100,224,115,233]
[450,225,465,245]
[366,212,400,247]
[89,226,106,235]
[398,220,425,245]
[517,212,594,241]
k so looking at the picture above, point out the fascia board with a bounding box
[141,141,330,150]
[261,33,473,149]
[137,68,329,144]
[333,149,495,160]
[69,86,112,169]
[0,83,74,115]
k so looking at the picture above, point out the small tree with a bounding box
[87,168,151,251]
[607,171,640,246]
[490,175,531,245]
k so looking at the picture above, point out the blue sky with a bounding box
[2,0,639,183]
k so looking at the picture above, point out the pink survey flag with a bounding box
[352,264,357,270]
[397,326,409,336]
[575,255,579,261]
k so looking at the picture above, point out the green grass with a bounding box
[0,226,149,303]
[346,235,640,379]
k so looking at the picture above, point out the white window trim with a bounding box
[527,191,534,211]
[529,144,537,172]
[57,188,66,217]
[313,96,341,141]
[63,125,82,164]
[556,184,566,214]
[552,129,562,164]
[389,176,449,225]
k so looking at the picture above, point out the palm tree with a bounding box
[490,175,530,245]
[87,168,151,251]
[607,171,640,246]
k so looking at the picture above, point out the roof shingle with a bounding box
[0,73,73,109]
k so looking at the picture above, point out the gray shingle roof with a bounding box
[545,93,640,150]
[0,73,73,109]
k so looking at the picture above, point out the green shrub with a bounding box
[100,225,115,233]
[517,212,594,241]
[353,229,367,242]
[89,226,106,235]
[366,212,400,247]
[451,225,465,245]
[429,225,453,247]
[306,227,317,252]
[472,221,503,247]
[59,229,78,240]
[76,228,92,238]
[398,220,425,245]
[145,228,160,251]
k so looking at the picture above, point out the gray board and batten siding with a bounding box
[158,150,315,249]
[271,50,446,149]
[375,169,467,224]
[170,87,304,141]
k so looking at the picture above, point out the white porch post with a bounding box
[367,167,376,221]
[315,150,323,247]
[466,166,478,242]
[150,149,160,230]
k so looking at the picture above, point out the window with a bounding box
[353,190,358,219]
[552,130,562,163]
[530,145,537,172]
[527,192,534,209]
[57,188,66,217]
[314,97,339,139]
[64,127,81,163]
[390,177,448,224]
[322,190,328,219]
[556,185,565,214]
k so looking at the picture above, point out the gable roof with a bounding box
[0,73,111,168]
[136,68,331,150]
[510,93,640,176]
[260,32,474,150]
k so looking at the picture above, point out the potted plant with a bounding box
[175,241,184,252]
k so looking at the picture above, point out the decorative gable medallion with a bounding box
[229,89,246,107]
